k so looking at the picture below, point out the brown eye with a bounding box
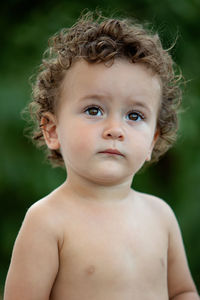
[126,111,144,121]
[84,106,102,116]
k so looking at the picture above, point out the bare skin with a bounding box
[4,60,199,299]
[4,183,198,300]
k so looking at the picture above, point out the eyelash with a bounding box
[83,105,103,116]
[83,105,145,121]
[126,110,145,122]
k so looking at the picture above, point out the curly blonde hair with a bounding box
[27,11,182,167]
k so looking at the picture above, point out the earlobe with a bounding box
[146,129,160,162]
[41,112,60,150]
[145,151,152,162]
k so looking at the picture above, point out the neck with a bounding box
[63,169,134,205]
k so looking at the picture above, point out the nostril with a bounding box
[103,127,124,140]
[105,132,124,140]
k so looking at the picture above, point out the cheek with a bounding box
[59,123,97,158]
[71,135,92,156]
[129,131,154,157]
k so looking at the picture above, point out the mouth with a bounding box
[99,149,124,157]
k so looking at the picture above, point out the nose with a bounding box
[102,120,124,141]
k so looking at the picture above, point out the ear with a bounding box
[146,129,160,162]
[40,112,60,150]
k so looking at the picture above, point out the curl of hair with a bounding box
[26,11,182,167]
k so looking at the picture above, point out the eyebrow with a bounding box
[79,93,153,114]
[79,94,108,102]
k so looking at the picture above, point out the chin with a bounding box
[85,169,133,186]
[91,177,126,186]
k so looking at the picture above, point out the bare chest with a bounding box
[51,206,169,299]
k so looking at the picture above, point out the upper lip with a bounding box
[99,149,124,156]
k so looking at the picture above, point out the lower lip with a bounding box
[99,151,123,156]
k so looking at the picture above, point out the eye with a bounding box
[84,106,103,116]
[126,111,144,122]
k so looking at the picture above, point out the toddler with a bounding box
[4,11,199,300]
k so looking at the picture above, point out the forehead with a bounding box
[59,58,162,110]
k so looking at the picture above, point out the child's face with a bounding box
[46,59,161,185]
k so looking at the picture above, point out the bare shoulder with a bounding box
[4,186,67,300]
[134,191,199,297]
[26,189,60,222]
[24,186,66,239]
[135,190,173,212]
[134,190,177,228]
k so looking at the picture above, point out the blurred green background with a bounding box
[1,0,200,296]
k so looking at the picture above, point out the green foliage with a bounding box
[1,0,200,295]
